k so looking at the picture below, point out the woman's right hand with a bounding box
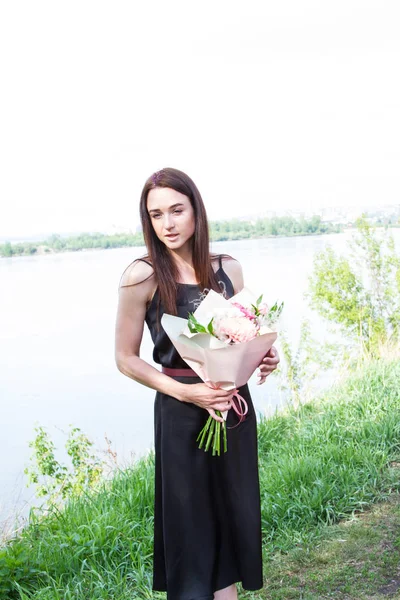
[179,383,236,423]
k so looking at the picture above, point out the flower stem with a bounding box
[197,416,212,449]
[197,412,228,455]
[216,418,221,456]
[223,420,227,453]
[205,418,215,452]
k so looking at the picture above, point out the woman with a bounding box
[115,167,280,600]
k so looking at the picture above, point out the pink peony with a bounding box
[213,315,259,344]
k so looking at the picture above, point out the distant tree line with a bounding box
[210,215,341,241]
[0,231,145,258]
[0,216,342,258]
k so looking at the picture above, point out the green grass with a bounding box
[1,359,400,599]
[240,491,400,599]
[257,358,400,555]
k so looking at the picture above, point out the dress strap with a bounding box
[136,258,153,267]
[215,255,235,298]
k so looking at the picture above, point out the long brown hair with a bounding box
[139,167,221,315]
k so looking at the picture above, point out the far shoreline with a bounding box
[2,222,399,260]
[0,229,345,260]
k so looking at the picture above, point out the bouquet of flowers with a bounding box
[161,288,283,456]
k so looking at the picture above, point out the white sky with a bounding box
[1,0,399,237]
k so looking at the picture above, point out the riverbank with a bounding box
[1,358,399,598]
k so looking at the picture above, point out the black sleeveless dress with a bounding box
[143,257,263,600]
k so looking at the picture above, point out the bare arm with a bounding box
[115,261,235,420]
[115,261,186,399]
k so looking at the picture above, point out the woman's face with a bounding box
[147,187,196,252]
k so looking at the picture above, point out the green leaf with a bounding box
[207,318,214,335]
[188,312,208,334]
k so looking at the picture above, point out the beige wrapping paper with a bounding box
[161,288,278,392]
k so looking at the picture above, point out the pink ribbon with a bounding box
[205,379,248,429]
[227,391,248,429]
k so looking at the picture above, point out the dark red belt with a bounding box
[162,366,198,377]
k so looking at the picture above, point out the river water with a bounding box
[1,230,398,532]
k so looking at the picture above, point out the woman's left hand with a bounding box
[256,346,280,385]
